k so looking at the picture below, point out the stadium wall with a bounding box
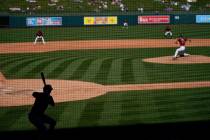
[1,14,209,28]
[0,16,9,27]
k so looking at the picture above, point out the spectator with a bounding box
[138,7,144,13]
[181,3,191,11]
[57,5,64,11]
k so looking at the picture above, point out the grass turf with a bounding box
[1,47,210,84]
[1,24,210,43]
[0,87,210,131]
[0,34,210,131]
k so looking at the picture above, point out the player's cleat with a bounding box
[172,56,177,60]
[184,53,190,57]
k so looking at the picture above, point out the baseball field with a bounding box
[1,24,210,138]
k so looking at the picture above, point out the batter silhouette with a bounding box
[28,84,56,134]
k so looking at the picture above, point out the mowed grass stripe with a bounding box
[78,99,105,127]
[0,56,34,75]
[132,58,149,83]
[56,58,89,80]
[24,57,62,77]
[69,58,95,80]
[0,55,32,69]
[121,58,135,84]
[9,56,59,78]
[155,89,210,123]
[23,57,66,78]
[82,58,110,81]
[0,107,28,131]
[14,56,65,78]
[52,101,88,129]
[159,89,210,123]
[106,58,124,85]
[153,91,184,122]
[97,93,125,126]
[8,111,32,131]
[3,56,48,78]
[45,103,74,129]
[118,92,156,124]
[144,63,210,83]
[46,57,82,79]
[114,88,210,124]
[32,57,69,79]
[94,58,114,83]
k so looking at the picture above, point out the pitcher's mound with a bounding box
[143,55,210,64]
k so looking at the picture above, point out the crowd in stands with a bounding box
[86,0,128,12]
[111,0,128,12]
[9,0,64,13]
[158,0,199,12]
[87,0,108,12]
[7,0,210,13]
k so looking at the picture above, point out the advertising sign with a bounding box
[26,17,62,26]
[138,15,170,24]
[196,15,210,23]
[84,16,117,25]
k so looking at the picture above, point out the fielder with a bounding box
[164,25,173,39]
[123,20,128,29]
[172,34,191,60]
[34,30,46,45]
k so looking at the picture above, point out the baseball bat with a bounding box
[41,72,46,86]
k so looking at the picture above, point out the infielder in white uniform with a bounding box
[123,20,128,29]
[34,30,45,45]
[164,25,173,39]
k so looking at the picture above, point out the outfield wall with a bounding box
[0,14,209,28]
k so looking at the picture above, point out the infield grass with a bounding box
[1,47,210,84]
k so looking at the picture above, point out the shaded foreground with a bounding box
[1,120,210,139]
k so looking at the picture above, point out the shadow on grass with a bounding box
[1,120,210,140]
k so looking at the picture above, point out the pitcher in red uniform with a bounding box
[173,34,191,60]
[34,30,46,45]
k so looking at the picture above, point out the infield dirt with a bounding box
[1,73,210,107]
[0,39,210,53]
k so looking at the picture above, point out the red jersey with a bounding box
[177,37,187,46]
[36,30,43,36]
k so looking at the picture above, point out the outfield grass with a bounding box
[1,24,210,43]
